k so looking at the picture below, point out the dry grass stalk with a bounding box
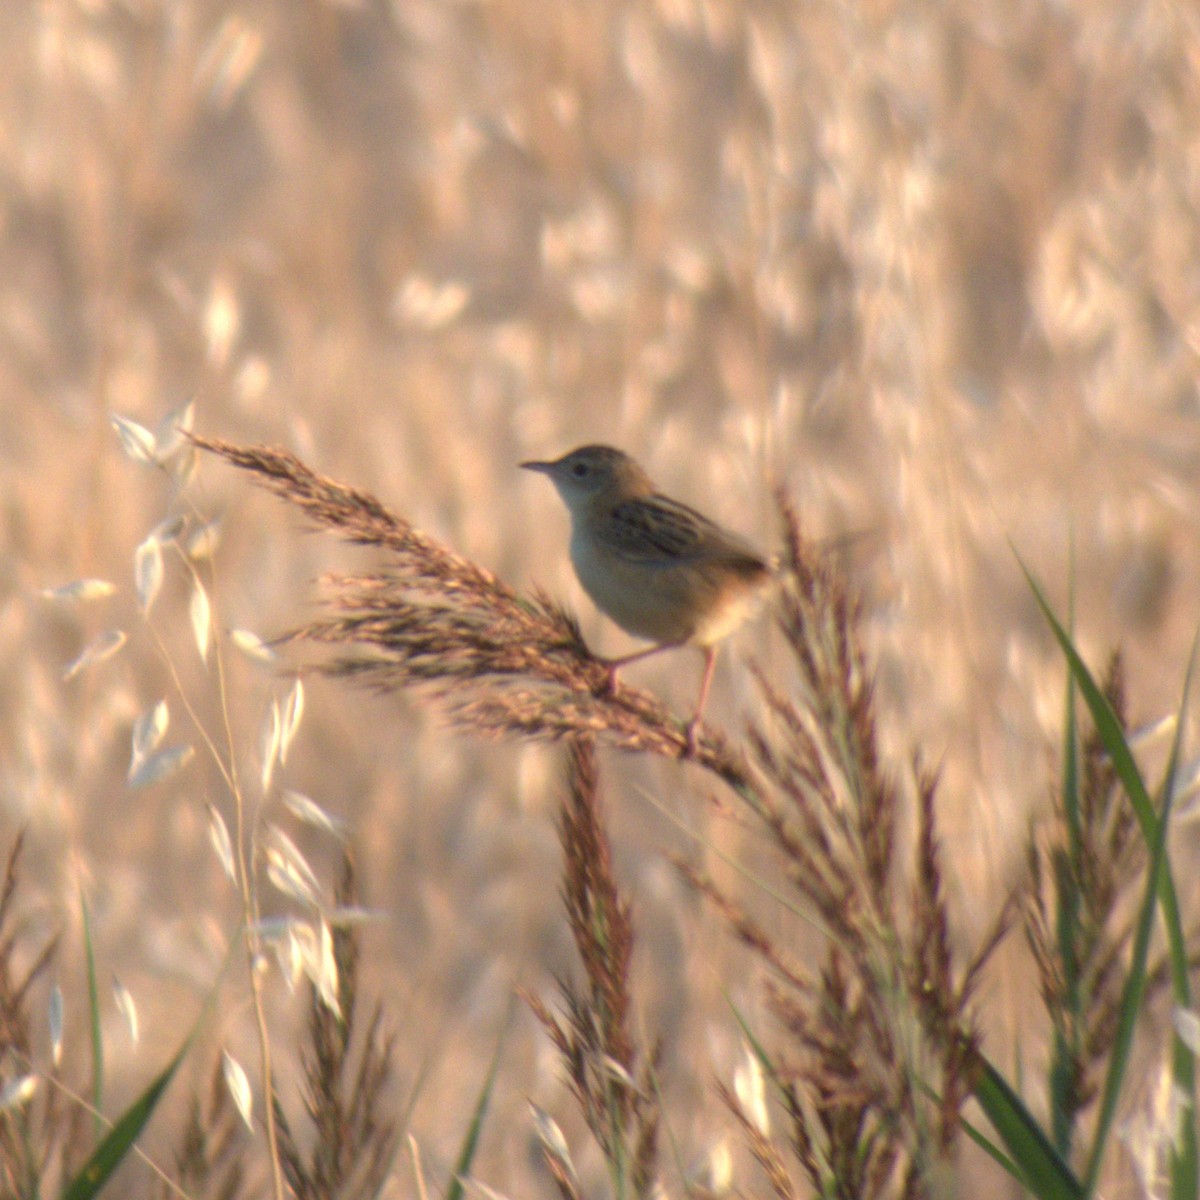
[524,739,661,1198]
[908,768,1007,1155]
[0,835,53,1074]
[714,1078,798,1199]
[273,854,398,1200]
[161,1059,247,1200]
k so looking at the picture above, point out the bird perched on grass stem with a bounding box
[521,444,771,753]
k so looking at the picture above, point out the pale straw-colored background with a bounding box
[2,0,1199,1194]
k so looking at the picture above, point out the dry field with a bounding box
[2,0,1200,1196]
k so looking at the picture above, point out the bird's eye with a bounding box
[571,462,589,478]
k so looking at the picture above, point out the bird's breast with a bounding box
[568,525,685,642]
[568,522,765,646]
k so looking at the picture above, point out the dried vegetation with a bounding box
[3,0,1200,1196]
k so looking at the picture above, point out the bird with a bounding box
[521,444,771,752]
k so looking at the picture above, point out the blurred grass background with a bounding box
[2,0,1199,1194]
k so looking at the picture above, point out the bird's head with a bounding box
[520,445,654,511]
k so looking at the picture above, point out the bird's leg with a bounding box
[597,642,677,695]
[684,646,718,757]
[602,663,618,694]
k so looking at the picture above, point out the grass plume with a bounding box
[189,435,755,788]
[160,1060,246,1200]
[272,854,399,1200]
[524,740,661,1199]
[684,497,1009,1198]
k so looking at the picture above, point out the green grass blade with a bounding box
[913,1074,1026,1184]
[1081,700,1182,1195]
[1017,558,1149,818]
[59,1038,188,1200]
[1051,555,1083,1159]
[973,1057,1083,1199]
[1170,1013,1199,1200]
[78,890,103,1145]
[1162,638,1199,1199]
[444,1021,506,1200]
[959,1110,1027,1185]
[58,924,245,1200]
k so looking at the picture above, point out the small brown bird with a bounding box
[521,445,771,750]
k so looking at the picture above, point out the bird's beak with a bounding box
[520,460,553,473]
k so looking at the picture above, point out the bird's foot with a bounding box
[683,716,701,758]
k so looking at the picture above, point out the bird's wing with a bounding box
[604,494,766,570]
